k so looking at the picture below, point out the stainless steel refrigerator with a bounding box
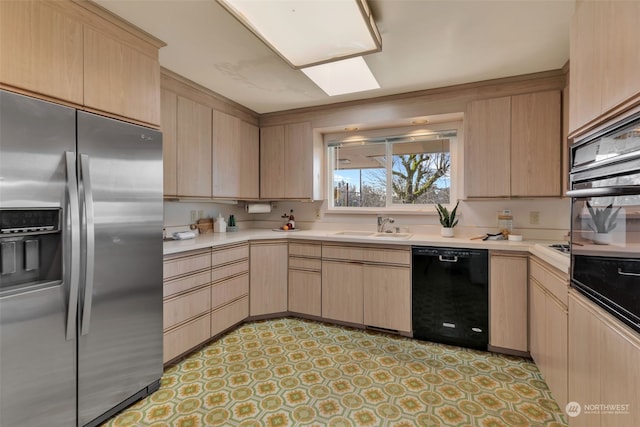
[0,90,163,427]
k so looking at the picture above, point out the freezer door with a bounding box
[76,112,163,426]
[0,90,77,426]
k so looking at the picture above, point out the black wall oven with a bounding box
[567,113,640,333]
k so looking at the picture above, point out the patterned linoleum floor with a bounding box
[102,318,567,427]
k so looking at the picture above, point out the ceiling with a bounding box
[95,0,575,115]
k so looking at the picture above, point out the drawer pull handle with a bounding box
[618,268,640,277]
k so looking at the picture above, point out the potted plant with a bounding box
[436,201,459,237]
[586,201,620,245]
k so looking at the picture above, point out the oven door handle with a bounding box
[618,268,640,277]
[566,185,640,198]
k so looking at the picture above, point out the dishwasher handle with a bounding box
[439,255,459,263]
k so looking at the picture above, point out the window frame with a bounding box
[325,121,463,214]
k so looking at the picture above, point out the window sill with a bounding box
[325,207,441,216]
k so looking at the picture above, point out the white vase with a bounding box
[592,232,612,245]
[441,227,455,237]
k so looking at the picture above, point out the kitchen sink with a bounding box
[372,232,412,239]
[332,231,376,237]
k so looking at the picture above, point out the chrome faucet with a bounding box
[377,216,395,233]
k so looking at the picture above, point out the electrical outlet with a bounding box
[530,211,540,225]
[190,210,197,223]
[315,209,321,219]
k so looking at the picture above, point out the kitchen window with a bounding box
[326,123,460,211]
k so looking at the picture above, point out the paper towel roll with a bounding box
[245,203,271,214]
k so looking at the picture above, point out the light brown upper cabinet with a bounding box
[0,0,164,127]
[0,1,84,105]
[260,122,314,199]
[465,90,561,198]
[569,0,640,136]
[177,96,212,198]
[465,97,511,197]
[83,26,161,126]
[161,88,178,197]
[212,111,259,199]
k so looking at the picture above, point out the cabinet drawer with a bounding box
[211,274,249,309]
[211,260,249,283]
[212,243,249,268]
[163,251,211,279]
[163,270,210,299]
[530,257,568,306]
[163,286,211,330]
[322,245,410,265]
[163,313,210,363]
[289,257,321,271]
[211,296,248,337]
[289,242,321,258]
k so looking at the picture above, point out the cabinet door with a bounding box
[239,120,259,199]
[288,269,321,317]
[260,125,285,199]
[322,260,363,324]
[161,88,178,196]
[511,91,561,197]
[546,295,568,410]
[0,0,83,104]
[489,254,528,352]
[600,318,640,427]
[529,279,546,365]
[465,97,511,198]
[568,294,602,427]
[177,96,212,198]
[284,122,313,199]
[363,265,411,332]
[83,26,160,126]
[569,0,605,134]
[602,0,640,113]
[212,110,240,198]
[249,242,288,316]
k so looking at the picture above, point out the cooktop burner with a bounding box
[549,243,570,254]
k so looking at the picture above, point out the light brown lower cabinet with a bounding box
[568,291,640,427]
[162,249,212,363]
[489,252,528,352]
[210,243,249,336]
[529,257,569,410]
[322,260,364,324]
[322,243,411,332]
[363,264,411,332]
[250,240,288,316]
[288,242,322,317]
[162,243,249,364]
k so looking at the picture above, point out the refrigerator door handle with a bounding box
[80,154,95,336]
[65,152,81,341]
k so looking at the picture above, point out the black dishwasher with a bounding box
[412,246,488,350]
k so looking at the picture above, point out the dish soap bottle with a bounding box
[288,209,295,230]
[214,213,227,233]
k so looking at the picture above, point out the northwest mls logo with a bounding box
[566,401,581,417]
[566,401,631,417]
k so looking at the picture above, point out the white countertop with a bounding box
[164,228,570,274]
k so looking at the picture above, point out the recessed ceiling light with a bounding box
[344,127,359,131]
[411,119,429,125]
[302,57,380,96]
